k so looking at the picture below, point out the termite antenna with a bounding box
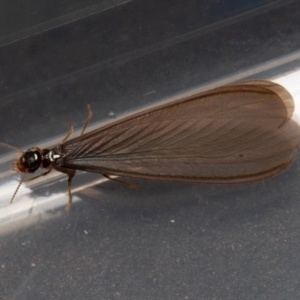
[10,173,27,204]
[0,142,23,153]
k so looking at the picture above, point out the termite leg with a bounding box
[81,104,93,136]
[22,168,53,182]
[62,123,74,143]
[62,104,92,142]
[65,170,76,212]
[103,174,139,191]
[53,167,76,211]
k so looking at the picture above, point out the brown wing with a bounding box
[60,81,300,183]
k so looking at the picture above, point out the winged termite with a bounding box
[1,80,300,210]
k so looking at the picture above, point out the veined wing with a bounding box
[60,81,300,183]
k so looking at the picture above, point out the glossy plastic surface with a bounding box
[1,1,300,299]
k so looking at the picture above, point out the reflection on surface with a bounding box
[0,69,300,233]
[0,165,108,232]
[274,69,300,123]
[0,176,81,234]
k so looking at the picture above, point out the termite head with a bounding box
[16,147,42,174]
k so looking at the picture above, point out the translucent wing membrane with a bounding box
[61,80,300,183]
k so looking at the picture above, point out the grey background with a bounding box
[1,0,300,299]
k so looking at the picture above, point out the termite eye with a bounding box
[18,149,42,173]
